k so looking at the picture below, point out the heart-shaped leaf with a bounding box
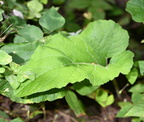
[17,25,43,42]
[14,20,134,97]
[39,7,65,32]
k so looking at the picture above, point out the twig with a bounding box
[0,24,13,37]
[56,110,78,122]
[0,24,13,42]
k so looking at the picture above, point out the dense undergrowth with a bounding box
[0,0,144,121]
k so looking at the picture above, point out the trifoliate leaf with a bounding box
[96,89,114,107]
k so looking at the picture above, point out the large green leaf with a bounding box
[126,0,144,22]
[14,20,134,97]
[0,79,66,103]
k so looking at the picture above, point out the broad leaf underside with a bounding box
[0,79,66,103]
[14,20,134,97]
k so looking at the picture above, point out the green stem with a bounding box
[112,79,122,100]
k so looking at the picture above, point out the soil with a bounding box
[0,94,131,122]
